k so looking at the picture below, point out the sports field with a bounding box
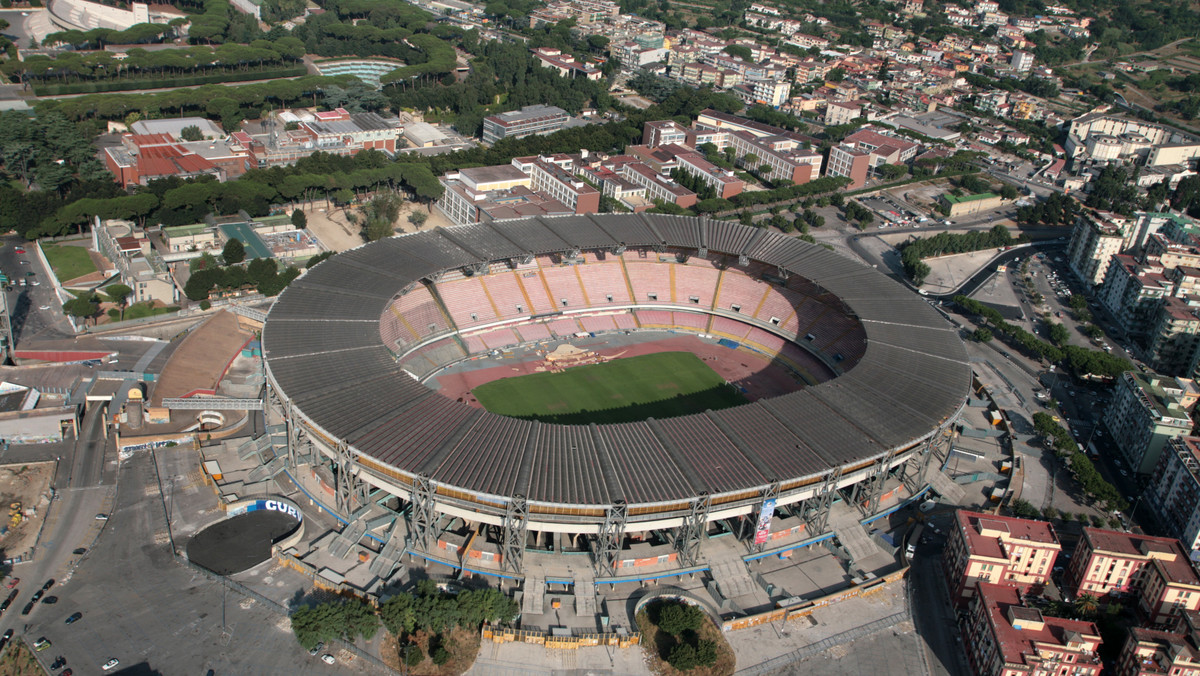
[471,351,747,425]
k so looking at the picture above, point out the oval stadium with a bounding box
[261,214,971,578]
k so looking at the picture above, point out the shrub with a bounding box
[668,642,698,671]
[695,639,718,667]
[199,300,211,311]
[404,644,423,667]
[657,602,704,636]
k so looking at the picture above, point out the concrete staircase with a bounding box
[522,573,545,616]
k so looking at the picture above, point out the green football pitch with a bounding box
[471,351,747,425]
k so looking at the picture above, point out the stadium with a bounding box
[261,214,971,579]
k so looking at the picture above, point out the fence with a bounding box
[721,568,907,631]
[733,609,912,676]
[481,625,641,649]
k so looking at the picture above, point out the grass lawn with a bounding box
[471,351,746,425]
[41,243,98,283]
[122,302,180,321]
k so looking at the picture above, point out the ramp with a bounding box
[329,519,367,559]
[523,573,545,616]
[246,456,286,483]
[369,519,408,579]
[709,558,756,600]
[574,569,597,617]
[833,523,882,566]
[929,469,967,503]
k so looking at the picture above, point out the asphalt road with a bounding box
[0,235,75,345]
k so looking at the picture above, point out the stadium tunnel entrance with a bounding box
[186,497,304,575]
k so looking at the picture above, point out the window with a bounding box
[471,313,478,321]
[606,294,613,302]
[770,317,781,325]
[731,304,741,313]
[648,292,658,301]
[516,305,524,313]
[561,298,569,307]
[689,296,700,304]
[805,333,816,341]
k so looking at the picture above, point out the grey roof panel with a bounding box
[264,215,971,508]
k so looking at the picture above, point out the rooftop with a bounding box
[943,192,999,204]
[957,510,1060,560]
[1081,527,1200,585]
[975,583,1101,669]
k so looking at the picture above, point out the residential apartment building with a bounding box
[943,510,1062,606]
[1100,255,1172,340]
[827,144,871,190]
[840,128,919,168]
[1149,296,1200,376]
[1010,49,1034,73]
[1148,436,1200,553]
[963,582,1102,676]
[531,47,602,79]
[825,100,864,126]
[1068,528,1200,624]
[1068,213,1128,288]
[1105,372,1197,474]
[1117,610,1200,676]
[482,105,569,145]
[749,78,792,107]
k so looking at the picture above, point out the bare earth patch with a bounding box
[636,610,735,676]
[380,626,480,676]
[0,462,56,561]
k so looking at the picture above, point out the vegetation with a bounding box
[1033,412,1126,511]
[41,243,98,282]
[1016,192,1081,227]
[637,600,733,675]
[899,225,1022,285]
[291,597,380,651]
[472,352,747,425]
[184,253,300,301]
[378,581,517,637]
[953,295,1132,378]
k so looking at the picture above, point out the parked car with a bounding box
[102,658,119,671]
[65,612,82,625]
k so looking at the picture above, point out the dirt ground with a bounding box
[0,640,42,676]
[0,462,56,561]
[381,627,480,676]
[300,203,455,253]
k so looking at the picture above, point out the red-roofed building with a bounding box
[944,510,1062,606]
[1117,610,1200,676]
[842,127,920,168]
[103,134,230,188]
[964,582,1102,676]
[1068,528,1200,624]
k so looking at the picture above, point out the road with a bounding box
[0,235,76,345]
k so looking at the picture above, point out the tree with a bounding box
[341,598,380,641]
[667,642,698,671]
[695,639,718,667]
[222,237,245,265]
[180,125,204,142]
[971,328,993,342]
[408,210,427,228]
[1047,322,1070,346]
[657,602,704,635]
[62,293,100,322]
[104,283,133,319]
[380,594,416,636]
[1000,184,1019,200]
[291,209,306,229]
[306,251,334,269]
[404,644,423,667]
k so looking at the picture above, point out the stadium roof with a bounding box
[263,215,971,508]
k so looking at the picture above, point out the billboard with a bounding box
[754,498,776,545]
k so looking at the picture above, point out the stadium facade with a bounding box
[262,214,971,577]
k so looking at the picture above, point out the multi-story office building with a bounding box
[482,105,569,145]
